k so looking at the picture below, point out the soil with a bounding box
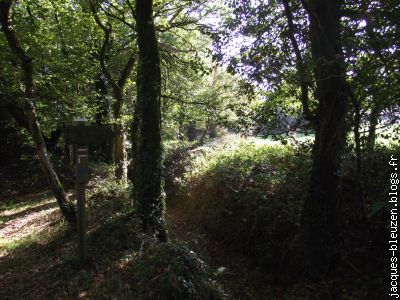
[0,190,275,300]
[166,204,277,299]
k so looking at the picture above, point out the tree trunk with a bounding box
[114,123,127,181]
[25,100,77,226]
[0,0,76,226]
[113,90,127,182]
[94,73,114,163]
[89,2,136,181]
[134,0,167,241]
[366,102,380,152]
[282,0,313,122]
[299,0,348,277]
[352,96,366,219]
[128,100,140,182]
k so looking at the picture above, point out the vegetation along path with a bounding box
[166,203,275,300]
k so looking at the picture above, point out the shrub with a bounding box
[130,240,226,300]
[164,141,199,202]
[178,140,311,267]
[87,164,133,222]
[363,143,400,210]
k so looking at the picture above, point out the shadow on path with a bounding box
[0,201,58,229]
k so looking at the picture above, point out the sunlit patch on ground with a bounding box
[0,193,62,257]
[0,197,55,217]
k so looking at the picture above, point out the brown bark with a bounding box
[350,93,366,219]
[114,123,127,180]
[128,99,140,182]
[89,0,136,181]
[366,102,380,151]
[0,0,76,226]
[299,0,348,277]
[134,0,167,242]
[281,0,313,122]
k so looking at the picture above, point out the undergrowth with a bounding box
[168,140,311,268]
[164,138,399,299]
[1,162,225,300]
[130,240,226,299]
[84,167,225,299]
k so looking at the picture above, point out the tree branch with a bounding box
[0,0,34,97]
[281,0,314,122]
[117,52,136,88]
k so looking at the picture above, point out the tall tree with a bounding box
[298,0,348,276]
[0,0,76,226]
[133,0,167,241]
[89,0,136,182]
[281,0,313,123]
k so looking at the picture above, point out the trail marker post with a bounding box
[65,118,114,264]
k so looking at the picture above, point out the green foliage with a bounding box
[0,121,46,194]
[362,143,400,215]
[88,214,141,255]
[178,139,311,267]
[163,140,199,201]
[87,164,134,221]
[0,0,101,132]
[130,240,225,300]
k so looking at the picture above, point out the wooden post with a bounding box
[73,118,89,265]
[76,181,87,264]
[65,119,114,264]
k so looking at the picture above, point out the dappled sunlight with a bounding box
[0,191,52,214]
[0,196,60,257]
[0,198,57,219]
[0,207,58,243]
[0,0,397,298]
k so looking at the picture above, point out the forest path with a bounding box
[166,203,275,300]
[0,191,62,257]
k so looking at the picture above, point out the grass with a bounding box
[0,165,226,300]
[0,192,61,256]
[0,234,38,252]
[165,137,310,268]
[0,191,53,216]
[2,135,397,299]
[164,135,398,299]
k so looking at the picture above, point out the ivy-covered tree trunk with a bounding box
[128,100,140,182]
[366,102,380,152]
[94,73,114,164]
[299,0,348,276]
[0,0,76,226]
[113,90,127,181]
[281,0,312,122]
[352,95,366,218]
[133,0,167,241]
[89,1,136,182]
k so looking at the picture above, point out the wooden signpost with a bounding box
[66,118,114,264]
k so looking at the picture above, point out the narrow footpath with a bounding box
[166,204,276,300]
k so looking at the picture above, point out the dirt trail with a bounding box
[166,204,275,300]
[1,189,275,299]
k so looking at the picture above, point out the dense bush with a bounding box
[164,140,199,202]
[174,140,311,267]
[363,143,400,212]
[79,172,225,300]
[169,138,399,271]
[129,240,226,300]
